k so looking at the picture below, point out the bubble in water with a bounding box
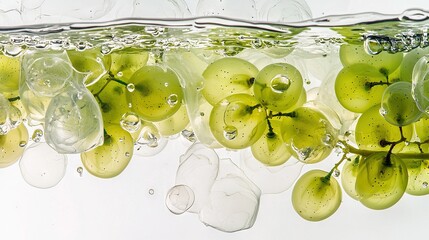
[120,112,141,133]
[223,125,237,140]
[8,105,22,128]
[196,0,257,20]
[24,52,73,97]
[31,129,44,142]
[126,83,135,92]
[134,125,168,157]
[125,152,131,157]
[77,166,83,177]
[181,129,196,142]
[3,45,24,57]
[19,141,27,147]
[167,94,179,107]
[19,142,68,189]
[270,74,291,93]
[334,169,340,177]
[165,185,195,215]
[148,189,155,195]
[423,182,428,188]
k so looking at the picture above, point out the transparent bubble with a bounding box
[132,0,191,18]
[181,129,196,142]
[19,142,67,189]
[270,74,291,93]
[77,166,83,177]
[148,189,155,195]
[196,0,257,20]
[199,159,261,233]
[166,185,195,215]
[44,86,104,154]
[167,94,179,107]
[19,141,27,147]
[31,129,44,142]
[334,169,341,177]
[134,125,168,157]
[126,83,135,92]
[175,143,219,213]
[120,112,141,133]
[223,125,237,140]
[25,53,73,97]
[8,105,22,128]
[259,0,313,22]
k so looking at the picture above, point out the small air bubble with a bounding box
[148,189,155,195]
[125,152,131,157]
[31,129,44,142]
[77,167,83,177]
[334,169,340,177]
[117,72,123,77]
[223,125,237,140]
[270,74,290,93]
[167,94,179,107]
[127,83,135,92]
[19,141,27,148]
[423,182,428,188]
[120,112,141,133]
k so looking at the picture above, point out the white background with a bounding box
[2,0,429,240]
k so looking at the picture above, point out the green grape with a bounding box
[355,105,413,152]
[404,159,429,196]
[380,81,422,126]
[292,169,342,221]
[340,155,361,200]
[209,94,266,149]
[154,103,190,137]
[281,106,337,164]
[355,152,408,210]
[400,47,429,82]
[0,54,20,98]
[415,116,429,152]
[127,65,183,122]
[81,124,133,178]
[251,119,291,166]
[411,55,429,113]
[253,63,303,112]
[339,43,403,75]
[68,48,111,86]
[0,123,28,168]
[202,57,258,105]
[110,48,149,81]
[335,63,388,113]
[88,75,129,124]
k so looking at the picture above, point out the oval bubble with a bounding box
[165,185,195,215]
[134,123,168,157]
[19,142,67,189]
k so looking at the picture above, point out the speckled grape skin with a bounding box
[81,124,133,178]
[292,170,342,221]
[0,124,29,168]
[355,152,408,210]
[127,65,183,122]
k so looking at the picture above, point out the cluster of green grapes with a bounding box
[290,44,429,222]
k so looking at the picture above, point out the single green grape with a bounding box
[202,57,258,105]
[253,63,303,112]
[380,81,422,126]
[0,54,20,98]
[355,105,413,152]
[154,103,190,137]
[68,48,111,86]
[340,155,361,200]
[281,106,337,164]
[411,55,429,113]
[81,124,133,178]
[110,48,149,81]
[355,152,408,210]
[335,63,388,113]
[251,119,291,166]
[88,75,129,125]
[126,65,183,122]
[209,94,266,149]
[339,43,403,75]
[0,123,28,168]
[400,47,429,82]
[292,169,342,221]
[404,159,429,196]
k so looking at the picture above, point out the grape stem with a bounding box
[324,154,348,181]
[364,80,390,90]
[270,111,296,118]
[7,96,20,102]
[108,72,128,86]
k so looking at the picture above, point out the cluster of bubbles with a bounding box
[0,0,313,26]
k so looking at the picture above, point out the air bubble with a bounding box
[423,182,428,188]
[77,167,83,177]
[270,74,290,93]
[165,185,195,215]
[223,125,237,140]
[334,169,340,177]
[19,141,27,148]
[126,83,135,92]
[120,112,141,133]
[149,189,155,195]
[364,36,383,55]
[181,129,196,142]
[31,129,44,142]
[125,152,131,157]
[167,94,179,107]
